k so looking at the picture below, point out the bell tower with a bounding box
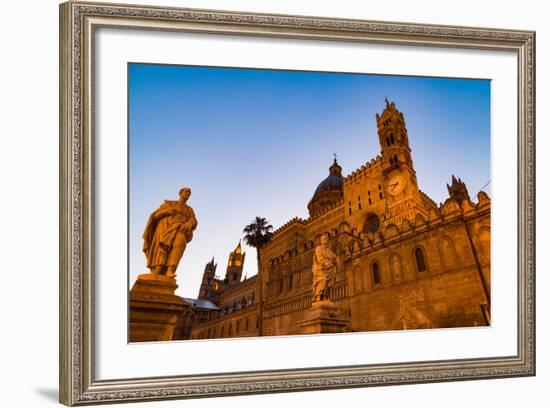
[225,241,245,286]
[198,257,218,300]
[376,99,414,174]
[374,100,432,225]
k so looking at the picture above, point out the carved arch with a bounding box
[478,225,491,263]
[339,221,351,234]
[438,236,458,269]
[352,265,363,294]
[390,252,403,283]
[384,223,400,239]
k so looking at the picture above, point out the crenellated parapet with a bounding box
[346,192,491,256]
[343,156,383,187]
[419,189,438,210]
[271,216,306,238]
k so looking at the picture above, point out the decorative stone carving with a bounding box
[440,198,461,216]
[401,218,413,232]
[384,223,399,239]
[414,213,427,226]
[477,190,491,206]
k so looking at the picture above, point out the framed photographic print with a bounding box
[59,1,536,405]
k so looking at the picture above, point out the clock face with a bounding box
[387,174,407,196]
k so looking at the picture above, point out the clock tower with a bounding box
[376,98,414,175]
[375,100,431,225]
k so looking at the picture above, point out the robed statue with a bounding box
[311,234,339,303]
[142,187,198,278]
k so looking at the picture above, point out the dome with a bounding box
[308,158,344,216]
[313,171,343,196]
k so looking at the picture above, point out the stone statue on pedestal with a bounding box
[311,233,339,303]
[142,187,198,278]
[130,187,197,342]
[299,233,349,334]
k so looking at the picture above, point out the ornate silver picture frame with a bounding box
[59,1,535,405]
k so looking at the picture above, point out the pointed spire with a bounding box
[447,175,470,205]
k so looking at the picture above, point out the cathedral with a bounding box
[174,99,491,340]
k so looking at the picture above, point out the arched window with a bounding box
[390,134,395,144]
[386,137,390,147]
[415,247,427,272]
[245,318,249,331]
[372,262,381,285]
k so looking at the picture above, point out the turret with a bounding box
[447,175,471,205]
[198,257,218,300]
[225,241,245,285]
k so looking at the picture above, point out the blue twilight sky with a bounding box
[128,63,491,298]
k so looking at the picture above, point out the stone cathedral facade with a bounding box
[174,100,491,340]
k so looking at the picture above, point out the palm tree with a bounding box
[243,216,273,336]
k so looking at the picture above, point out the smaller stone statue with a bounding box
[142,187,198,278]
[311,233,339,303]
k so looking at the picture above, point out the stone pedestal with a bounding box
[129,273,190,342]
[298,300,349,334]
